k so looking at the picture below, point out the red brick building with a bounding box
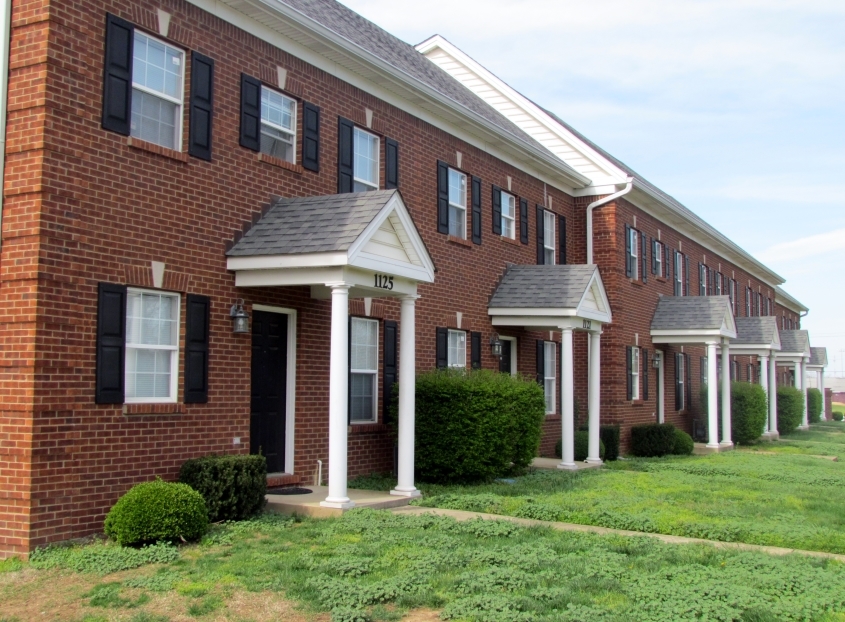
[0,0,823,556]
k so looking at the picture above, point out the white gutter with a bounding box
[0,0,10,253]
[586,178,633,264]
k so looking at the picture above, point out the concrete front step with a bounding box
[266,473,302,488]
[265,485,412,518]
[693,443,736,455]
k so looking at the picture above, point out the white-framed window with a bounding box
[675,252,684,296]
[125,289,180,403]
[448,168,467,239]
[260,86,296,163]
[629,228,638,280]
[501,191,516,239]
[353,127,379,192]
[448,329,466,368]
[715,273,722,296]
[544,341,556,414]
[631,346,641,400]
[678,353,685,407]
[350,317,378,422]
[131,31,184,150]
[655,242,663,276]
[544,210,556,265]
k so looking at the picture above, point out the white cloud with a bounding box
[757,228,845,262]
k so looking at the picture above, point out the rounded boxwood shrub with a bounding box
[671,428,694,455]
[834,411,844,422]
[731,381,767,444]
[555,432,605,461]
[807,388,823,424]
[415,369,545,483]
[777,385,804,435]
[104,479,209,546]
[630,423,676,457]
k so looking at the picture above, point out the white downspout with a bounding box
[0,0,11,253]
[586,177,634,264]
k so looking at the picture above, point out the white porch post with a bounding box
[720,342,732,446]
[769,357,778,436]
[819,370,826,420]
[586,330,602,464]
[558,328,576,470]
[391,295,420,498]
[321,284,354,509]
[657,351,665,424]
[707,342,719,448]
[760,354,770,433]
[801,359,809,428]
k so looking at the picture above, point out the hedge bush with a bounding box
[555,431,606,461]
[179,454,267,522]
[731,381,767,444]
[834,411,844,422]
[630,423,676,457]
[777,385,804,435]
[415,369,545,483]
[600,424,621,461]
[671,428,694,455]
[104,479,208,546]
[807,388,823,424]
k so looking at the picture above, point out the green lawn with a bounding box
[5,510,845,622]
[374,422,845,555]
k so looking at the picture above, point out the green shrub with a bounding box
[670,428,694,455]
[630,423,676,457]
[179,454,267,522]
[104,480,208,546]
[807,388,823,424]
[777,386,804,435]
[600,424,620,461]
[414,369,544,483]
[834,411,844,422]
[556,432,605,461]
[731,381,767,444]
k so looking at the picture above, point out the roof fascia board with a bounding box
[206,0,589,191]
[227,251,348,271]
[775,289,809,313]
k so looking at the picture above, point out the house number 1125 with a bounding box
[374,274,394,290]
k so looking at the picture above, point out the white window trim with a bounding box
[125,288,180,404]
[447,328,467,368]
[448,168,467,239]
[631,346,640,400]
[350,317,379,424]
[655,242,663,276]
[131,31,185,151]
[353,126,380,191]
[260,86,297,163]
[544,210,556,265]
[675,253,684,296]
[544,341,556,414]
[629,228,638,280]
[501,191,516,240]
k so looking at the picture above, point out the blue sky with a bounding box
[342,0,845,377]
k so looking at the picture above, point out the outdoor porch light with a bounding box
[230,299,249,334]
[652,352,661,368]
[490,333,503,358]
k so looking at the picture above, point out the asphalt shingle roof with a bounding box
[488,265,597,309]
[810,347,828,366]
[778,329,810,355]
[733,317,779,346]
[226,190,396,257]
[650,296,732,331]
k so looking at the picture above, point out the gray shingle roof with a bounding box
[488,265,597,309]
[810,347,828,366]
[779,329,810,355]
[227,190,396,256]
[650,296,732,331]
[733,317,779,346]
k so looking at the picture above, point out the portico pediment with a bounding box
[650,295,737,345]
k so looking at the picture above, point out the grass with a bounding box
[5,510,845,621]
[832,402,845,418]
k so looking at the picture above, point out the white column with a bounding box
[657,351,665,424]
[391,295,420,498]
[586,331,602,464]
[558,328,576,470]
[819,370,826,420]
[769,356,778,436]
[760,354,770,433]
[321,284,354,509]
[720,342,732,446]
[801,359,809,428]
[707,342,719,448]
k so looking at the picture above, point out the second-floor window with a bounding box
[655,242,663,276]
[544,211,556,265]
[131,31,184,150]
[674,252,684,296]
[260,87,296,162]
[501,191,516,239]
[353,127,379,191]
[448,169,467,239]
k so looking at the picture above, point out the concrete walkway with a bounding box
[392,506,845,562]
[531,457,603,470]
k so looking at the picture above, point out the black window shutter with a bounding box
[337,117,354,193]
[666,247,672,283]
[302,101,321,173]
[471,176,482,245]
[471,332,482,369]
[626,346,633,401]
[641,231,647,282]
[519,198,529,244]
[625,224,632,277]
[102,14,134,135]
[651,239,657,274]
[536,205,545,265]
[685,256,690,297]
[95,282,127,404]
[239,73,261,151]
[384,137,398,188]
[643,349,649,401]
[491,186,502,235]
[436,327,448,369]
[383,320,397,418]
[559,215,567,265]
[188,52,214,161]
[675,353,682,411]
[436,161,449,235]
[536,340,545,385]
[184,294,210,403]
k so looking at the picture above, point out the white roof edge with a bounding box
[775,286,809,313]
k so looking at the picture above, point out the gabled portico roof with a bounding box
[808,347,828,369]
[778,329,811,359]
[730,317,781,356]
[650,295,736,344]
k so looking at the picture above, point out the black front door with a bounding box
[251,310,288,473]
[499,339,512,374]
